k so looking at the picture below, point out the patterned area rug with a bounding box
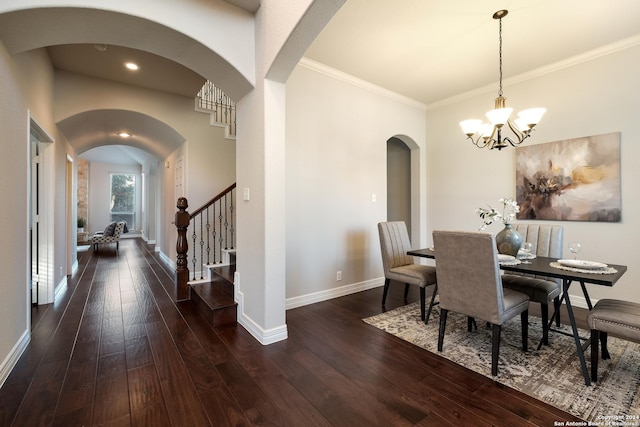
[363,302,640,422]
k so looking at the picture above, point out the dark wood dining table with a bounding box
[407,247,628,386]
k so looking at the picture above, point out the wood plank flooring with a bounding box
[0,238,584,426]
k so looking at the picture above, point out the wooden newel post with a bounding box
[175,197,190,301]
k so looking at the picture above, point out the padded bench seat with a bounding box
[587,299,640,382]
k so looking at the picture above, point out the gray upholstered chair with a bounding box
[92,221,126,251]
[432,230,529,376]
[588,299,640,382]
[501,224,563,345]
[378,222,438,323]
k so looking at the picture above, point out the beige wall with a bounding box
[284,61,428,305]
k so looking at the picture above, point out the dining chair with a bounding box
[378,221,438,323]
[501,224,563,345]
[587,299,640,382]
[432,230,529,376]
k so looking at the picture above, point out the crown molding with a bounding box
[298,57,427,111]
[427,34,640,110]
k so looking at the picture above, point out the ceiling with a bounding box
[305,0,640,107]
[34,0,640,166]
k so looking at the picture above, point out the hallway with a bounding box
[0,239,579,426]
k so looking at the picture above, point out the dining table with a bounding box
[407,247,628,386]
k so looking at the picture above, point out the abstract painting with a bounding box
[515,132,621,222]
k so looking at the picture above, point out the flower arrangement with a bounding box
[476,197,520,230]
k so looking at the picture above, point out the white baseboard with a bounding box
[286,277,385,310]
[234,271,288,345]
[0,329,30,388]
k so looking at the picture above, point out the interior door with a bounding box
[30,137,40,306]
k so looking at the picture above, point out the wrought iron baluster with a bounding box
[205,206,211,265]
[199,214,204,279]
[224,194,229,249]
[218,198,224,263]
[229,189,235,249]
[212,200,218,264]
[191,223,197,281]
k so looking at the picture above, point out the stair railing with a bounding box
[175,183,236,300]
[196,81,236,137]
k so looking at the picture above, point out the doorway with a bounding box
[29,117,54,308]
[386,137,411,236]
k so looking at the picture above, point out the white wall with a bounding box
[284,61,428,305]
[0,45,72,385]
[426,42,640,305]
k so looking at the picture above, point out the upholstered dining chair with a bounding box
[501,224,563,345]
[432,230,530,376]
[378,221,438,323]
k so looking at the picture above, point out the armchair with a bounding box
[92,221,126,251]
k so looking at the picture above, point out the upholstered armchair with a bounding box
[432,230,530,376]
[378,221,438,323]
[501,224,563,345]
[92,221,126,251]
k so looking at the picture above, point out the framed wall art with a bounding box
[515,132,621,222]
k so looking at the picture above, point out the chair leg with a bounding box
[600,332,610,360]
[419,286,426,321]
[468,317,476,332]
[540,303,549,345]
[381,278,390,305]
[117,241,119,250]
[437,309,448,352]
[554,296,561,327]
[591,329,599,382]
[491,324,502,376]
[403,283,410,300]
[521,310,528,352]
[424,284,438,324]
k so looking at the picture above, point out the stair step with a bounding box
[190,277,236,327]
[211,264,235,284]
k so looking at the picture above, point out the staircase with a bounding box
[190,251,237,327]
[175,184,237,326]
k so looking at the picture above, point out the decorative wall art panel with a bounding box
[515,132,621,222]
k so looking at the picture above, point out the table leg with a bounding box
[579,281,593,310]
[563,279,591,386]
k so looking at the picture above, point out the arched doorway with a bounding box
[386,137,411,235]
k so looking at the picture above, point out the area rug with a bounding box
[363,302,640,422]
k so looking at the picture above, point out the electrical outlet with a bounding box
[336,271,342,281]
[59,266,63,276]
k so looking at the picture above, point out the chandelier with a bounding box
[459,10,546,150]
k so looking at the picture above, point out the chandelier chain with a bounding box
[498,17,503,97]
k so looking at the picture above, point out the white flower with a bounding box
[476,197,520,230]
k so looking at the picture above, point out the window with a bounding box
[110,173,136,229]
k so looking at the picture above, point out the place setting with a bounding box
[550,242,619,274]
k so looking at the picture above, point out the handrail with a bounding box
[190,182,237,218]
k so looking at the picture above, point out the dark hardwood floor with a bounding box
[0,238,583,426]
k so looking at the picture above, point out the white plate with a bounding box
[557,259,608,270]
[498,254,516,262]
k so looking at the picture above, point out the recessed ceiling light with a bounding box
[124,62,139,71]
[117,132,131,138]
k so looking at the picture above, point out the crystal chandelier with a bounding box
[459,10,546,150]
